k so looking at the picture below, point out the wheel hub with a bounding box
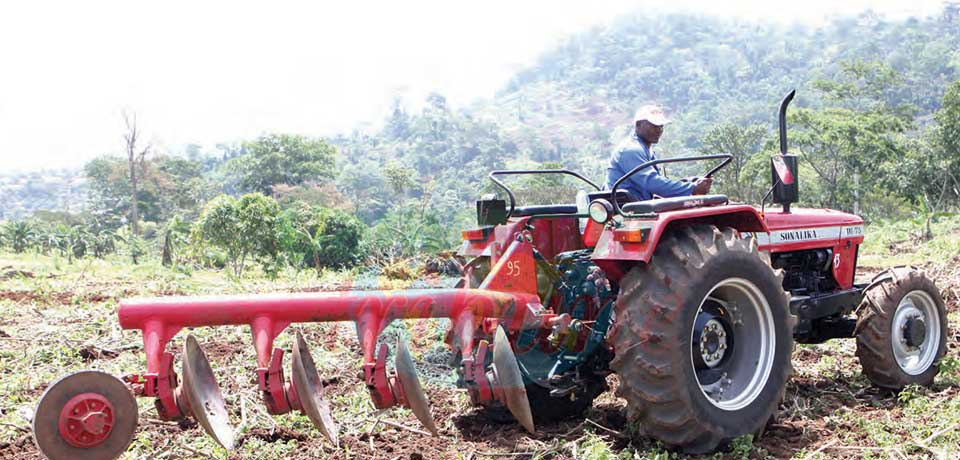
[902,316,926,348]
[699,319,728,367]
[58,393,115,448]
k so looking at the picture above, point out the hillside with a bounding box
[0,169,86,220]
[468,10,958,176]
[328,8,960,228]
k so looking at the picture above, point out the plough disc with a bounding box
[395,337,439,435]
[291,330,339,446]
[182,335,234,450]
[493,326,535,433]
[33,371,138,460]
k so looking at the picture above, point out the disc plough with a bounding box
[34,235,551,459]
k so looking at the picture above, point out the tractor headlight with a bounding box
[588,199,613,224]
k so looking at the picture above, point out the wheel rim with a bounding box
[690,277,776,411]
[891,290,941,376]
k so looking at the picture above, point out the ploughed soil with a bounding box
[1,262,958,460]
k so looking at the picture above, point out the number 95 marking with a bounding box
[506,261,522,277]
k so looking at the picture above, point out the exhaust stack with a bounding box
[772,89,799,213]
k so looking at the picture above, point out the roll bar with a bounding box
[488,169,601,219]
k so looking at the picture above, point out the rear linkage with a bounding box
[33,232,555,460]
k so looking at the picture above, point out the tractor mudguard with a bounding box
[591,204,768,281]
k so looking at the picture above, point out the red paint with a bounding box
[365,343,395,409]
[762,207,862,232]
[458,217,583,261]
[479,236,538,297]
[58,393,115,448]
[464,340,496,405]
[257,348,291,414]
[151,352,182,420]
[831,241,859,289]
[581,218,604,248]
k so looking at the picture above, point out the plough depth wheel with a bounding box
[33,371,138,460]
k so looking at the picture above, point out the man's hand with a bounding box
[691,177,713,195]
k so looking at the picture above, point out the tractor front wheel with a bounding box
[855,267,947,390]
[610,226,794,454]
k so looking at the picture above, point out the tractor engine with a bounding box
[771,249,838,295]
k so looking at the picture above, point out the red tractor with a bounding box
[33,91,949,459]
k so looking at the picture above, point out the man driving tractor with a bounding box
[605,104,712,199]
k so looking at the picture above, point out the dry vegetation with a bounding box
[1,223,959,460]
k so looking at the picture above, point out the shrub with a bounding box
[195,193,280,276]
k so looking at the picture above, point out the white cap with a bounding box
[633,104,671,126]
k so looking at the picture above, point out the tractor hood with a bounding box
[762,207,863,232]
[753,207,865,250]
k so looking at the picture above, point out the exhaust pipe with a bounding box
[772,90,799,213]
[779,89,795,155]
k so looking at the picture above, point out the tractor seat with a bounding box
[621,194,729,214]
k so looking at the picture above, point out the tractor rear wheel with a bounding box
[855,267,947,390]
[610,226,793,454]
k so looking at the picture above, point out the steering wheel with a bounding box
[609,153,732,215]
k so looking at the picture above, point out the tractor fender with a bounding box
[591,204,768,281]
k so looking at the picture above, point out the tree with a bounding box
[85,219,119,258]
[161,215,191,267]
[896,80,960,238]
[153,157,216,221]
[383,161,416,199]
[934,80,960,167]
[790,62,913,214]
[85,156,130,225]
[702,123,769,202]
[385,96,411,140]
[309,208,364,270]
[122,111,151,235]
[365,203,453,259]
[3,221,34,253]
[278,204,365,275]
[234,134,337,194]
[337,160,388,224]
[196,193,280,276]
[84,155,211,226]
[115,227,146,265]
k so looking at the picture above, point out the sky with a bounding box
[0,0,948,172]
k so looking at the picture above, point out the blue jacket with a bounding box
[605,134,694,200]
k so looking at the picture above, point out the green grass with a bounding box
[859,213,960,268]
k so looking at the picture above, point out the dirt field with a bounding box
[0,254,958,460]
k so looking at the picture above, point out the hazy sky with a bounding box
[0,0,947,172]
